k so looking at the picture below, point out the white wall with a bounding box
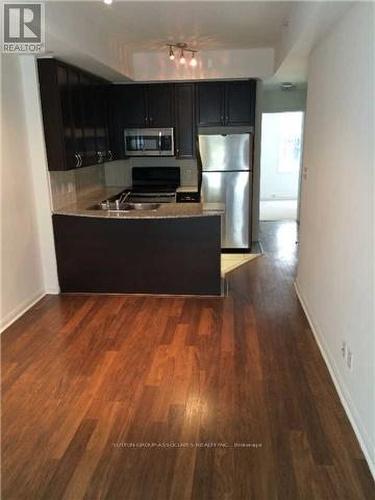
[1,56,44,330]
[262,86,306,113]
[296,2,374,474]
[1,55,59,331]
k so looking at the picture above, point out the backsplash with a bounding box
[49,159,198,210]
[104,157,198,188]
[49,164,105,210]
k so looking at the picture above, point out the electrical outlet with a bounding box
[341,341,347,359]
[347,350,353,371]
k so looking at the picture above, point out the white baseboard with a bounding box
[0,290,46,334]
[294,280,375,479]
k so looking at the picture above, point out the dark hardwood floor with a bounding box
[2,221,373,499]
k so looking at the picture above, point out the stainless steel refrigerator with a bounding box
[198,133,252,250]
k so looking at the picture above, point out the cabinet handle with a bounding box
[74,153,80,168]
[220,115,224,122]
[149,117,153,124]
[78,153,83,168]
[108,150,113,161]
[176,148,180,156]
[226,116,229,122]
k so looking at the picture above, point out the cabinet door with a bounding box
[225,80,256,126]
[196,82,225,126]
[120,85,147,127]
[147,84,173,127]
[56,64,77,170]
[68,68,86,167]
[95,83,110,162]
[80,74,98,166]
[175,84,195,158]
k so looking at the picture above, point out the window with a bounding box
[262,112,304,174]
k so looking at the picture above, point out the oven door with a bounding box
[124,128,174,156]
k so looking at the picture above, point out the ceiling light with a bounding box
[281,82,295,91]
[167,43,198,66]
[179,51,186,65]
[190,53,197,67]
[104,0,112,4]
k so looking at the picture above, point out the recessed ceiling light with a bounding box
[281,82,295,90]
[104,0,112,5]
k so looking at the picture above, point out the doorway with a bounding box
[259,111,304,221]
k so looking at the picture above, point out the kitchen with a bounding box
[3,2,373,498]
[39,57,258,296]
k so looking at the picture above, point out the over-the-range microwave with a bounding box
[124,128,174,156]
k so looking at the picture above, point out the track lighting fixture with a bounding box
[167,43,198,67]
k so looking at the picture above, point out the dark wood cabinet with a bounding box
[38,59,112,171]
[197,80,256,127]
[118,85,147,128]
[196,82,225,126]
[53,214,221,295]
[225,80,256,126]
[117,84,173,128]
[147,84,174,127]
[95,84,112,163]
[80,73,98,166]
[56,64,76,170]
[175,83,195,158]
[68,69,86,166]
[39,58,257,168]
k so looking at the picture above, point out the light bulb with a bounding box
[169,47,175,60]
[179,51,186,65]
[104,0,112,4]
[190,54,197,67]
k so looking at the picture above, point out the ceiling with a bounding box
[57,1,294,52]
[44,1,352,83]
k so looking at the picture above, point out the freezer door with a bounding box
[201,171,251,249]
[198,134,251,172]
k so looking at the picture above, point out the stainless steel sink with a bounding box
[122,203,160,211]
[88,202,160,212]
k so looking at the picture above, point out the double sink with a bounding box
[88,190,161,212]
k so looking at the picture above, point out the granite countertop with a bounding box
[53,187,224,220]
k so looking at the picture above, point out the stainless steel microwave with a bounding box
[124,128,174,156]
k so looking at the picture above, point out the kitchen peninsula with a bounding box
[52,189,224,296]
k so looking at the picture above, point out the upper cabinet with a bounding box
[147,84,174,127]
[175,83,195,159]
[225,80,256,126]
[38,58,257,167]
[114,84,174,128]
[197,80,256,127]
[196,82,224,126]
[38,59,112,171]
[116,85,147,128]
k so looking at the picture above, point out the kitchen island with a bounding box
[52,189,224,296]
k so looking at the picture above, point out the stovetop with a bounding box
[101,167,181,206]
